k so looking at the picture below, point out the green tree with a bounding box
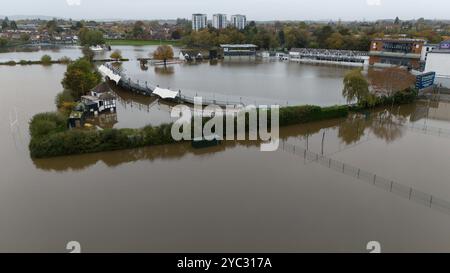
[132,21,145,39]
[46,19,58,34]
[326,33,344,49]
[61,58,102,99]
[152,45,174,67]
[342,69,370,105]
[41,55,52,65]
[278,30,286,47]
[78,28,105,46]
[110,49,123,61]
[29,112,67,139]
[253,29,278,49]
[315,25,334,48]
[20,33,30,41]
[10,20,17,30]
[1,19,8,30]
[284,26,309,49]
[75,21,84,30]
[0,38,8,47]
[81,46,95,62]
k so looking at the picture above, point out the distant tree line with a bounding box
[180,22,373,51]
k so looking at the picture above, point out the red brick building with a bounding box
[369,38,425,69]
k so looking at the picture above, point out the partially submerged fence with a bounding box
[280,140,450,216]
[103,63,289,107]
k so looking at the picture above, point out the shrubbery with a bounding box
[41,55,52,65]
[29,112,67,139]
[29,124,178,158]
[58,56,72,64]
[279,105,349,126]
[55,89,75,108]
[352,87,418,111]
[29,105,350,158]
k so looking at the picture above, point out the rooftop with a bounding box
[92,82,112,94]
[373,38,426,43]
[220,44,257,48]
[430,49,450,54]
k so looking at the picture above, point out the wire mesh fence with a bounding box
[408,123,450,139]
[281,141,450,216]
[104,63,288,107]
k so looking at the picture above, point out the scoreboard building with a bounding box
[369,38,425,69]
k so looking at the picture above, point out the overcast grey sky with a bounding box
[2,0,450,21]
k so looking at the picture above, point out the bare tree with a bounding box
[368,67,416,97]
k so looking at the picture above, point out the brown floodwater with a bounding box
[2,50,450,252]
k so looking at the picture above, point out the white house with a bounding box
[421,43,437,62]
[425,40,450,88]
[81,83,117,115]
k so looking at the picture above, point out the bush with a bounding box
[55,89,75,109]
[58,56,72,64]
[110,50,122,60]
[41,55,52,65]
[29,104,351,158]
[279,105,348,126]
[5,61,16,66]
[29,112,67,139]
[19,60,29,65]
[355,87,418,110]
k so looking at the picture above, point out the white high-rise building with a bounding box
[212,14,227,29]
[230,15,247,30]
[192,14,207,31]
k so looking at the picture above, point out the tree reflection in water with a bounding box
[338,104,416,145]
[154,66,174,75]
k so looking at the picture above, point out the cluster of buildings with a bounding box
[424,40,450,88]
[192,14,247,31]
[367,38,450,88]
[368,38,425,69]
[0,20,79,44]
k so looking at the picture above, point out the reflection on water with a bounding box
[87,112,118,129]
[154,66,175,75]
[338,105,412,145]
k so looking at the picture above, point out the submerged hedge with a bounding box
[29,124,176,158]
[29,105,349,158]
[279,105,348,126]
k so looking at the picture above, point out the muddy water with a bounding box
[120,60,349,106]
[1,45,349,106]
[2,50,450,252]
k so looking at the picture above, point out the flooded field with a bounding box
[2,46,450,252]
[1,45,349,106]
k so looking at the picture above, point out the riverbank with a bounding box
[106,39,182,46]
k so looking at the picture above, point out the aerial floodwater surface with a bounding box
[2,46,450,252]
